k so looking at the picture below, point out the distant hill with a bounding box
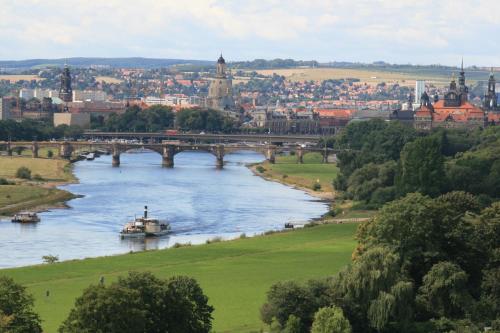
[0,57,212,69]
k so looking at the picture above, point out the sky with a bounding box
[1,0,499,66]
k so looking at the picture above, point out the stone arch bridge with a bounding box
[0,141,340,169]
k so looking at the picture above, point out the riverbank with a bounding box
[0,155,78,216]
[249,152,338,201]
[0,222,358,333]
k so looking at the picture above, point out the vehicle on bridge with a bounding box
[120,206,170,238]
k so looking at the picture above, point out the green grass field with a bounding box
[258,153,338,192]
[0,156,74,182]
[0,185,75,215]
[0,223,357,333]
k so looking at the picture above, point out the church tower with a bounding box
[59,65,73,103]
[458,59,469,103]
[206,54,235,112]
[484,69,497,110]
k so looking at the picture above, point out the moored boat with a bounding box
[12,212,40,223]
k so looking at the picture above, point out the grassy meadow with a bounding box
[0,156,76,214]
[256,152,339,192]
[0,223,358,333]
[0,74,44,82]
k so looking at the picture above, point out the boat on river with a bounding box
[12,212,40,223]
[120,206,170,238]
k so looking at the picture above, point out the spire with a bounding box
[461,57,464,72]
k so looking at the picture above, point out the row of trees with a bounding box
[261,192,500,332]
[0,272,213,333]
[92,105,239,133]
[0,119,83,141]
[332,119,500,208]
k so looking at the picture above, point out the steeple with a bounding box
[484,68,497,110]
[59,64,72,103]
[216,54,227,78]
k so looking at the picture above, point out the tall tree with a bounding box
[311,306,352,333]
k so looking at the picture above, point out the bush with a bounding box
[283,174,288,179]
[33,174,44,181]
[206,236,223,244]
[312,182,322,191]
[0,177,12,185]
[42,255,59,264]
[47,150,54,158]
[257,165,266,173]
[16,167,31,180]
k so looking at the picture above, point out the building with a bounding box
[206,55,235,111]
[414,63,487,130]
[484,69,498,110]
[0,97,11,120]
[59,65,73,103]
[19,88,34,100]
[414,80,425,105]
[53,112,90,128]
[73,90,108,102]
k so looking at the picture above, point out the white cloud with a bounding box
[0,0,498,65]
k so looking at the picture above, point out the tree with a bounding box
[396,136,446,197]
[283,315,302,333]
[59,272,213,333]
[311,306,352,333]
[416,262,472,319]
[59,284,146,333]
[16,167,31,180]
[0,276,42,333]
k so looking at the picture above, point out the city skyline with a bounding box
[1,0,500,66]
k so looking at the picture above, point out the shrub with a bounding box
[257,165,266,173]
[283,174,288,179]
[312,182,322,191]
[33,174,44,181]
[16,167,31,180]
[206,236,223,244]
[42,255,59,264]
[47,150,54,158]
[0,178,12,185]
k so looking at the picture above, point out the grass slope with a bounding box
[259,153,338,192]
[0,156,74,182]
[0,224,357,333]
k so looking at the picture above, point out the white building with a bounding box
[415,80,425,105]
[19,88,35,100]
[72,90,108,102]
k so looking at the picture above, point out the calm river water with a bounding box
[0,151,328,268]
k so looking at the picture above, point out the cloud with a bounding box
[0,0,498,66]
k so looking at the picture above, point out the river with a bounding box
[0,151,328,268]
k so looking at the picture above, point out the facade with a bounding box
[206,55,235,111]
[19,88,35,100]
[53,112,90,128]
[0,97,11,120]
[59,65,73,103]
[73,90,108,102]
[413,65,487,130]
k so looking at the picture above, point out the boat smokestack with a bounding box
[144,206,148,219]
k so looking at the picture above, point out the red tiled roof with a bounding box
[315,109,355,119]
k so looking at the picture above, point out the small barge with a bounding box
[120,206,170,238]
[12,212,40,223]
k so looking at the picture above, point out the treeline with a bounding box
[331,119,500,208]
[92,106,239,133]
[261,191,500,332]
[0,119,83,141]
[92,105,175,132]
[231,58,319,69]
[0,272,213,333]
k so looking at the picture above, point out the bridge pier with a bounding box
[59,142,73,160]
[162,144,175,168]
[32,141,39,158]
[266,145,276,164]
[215,145,224,169]
[111,143,121,167]
[296,146,304,164]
